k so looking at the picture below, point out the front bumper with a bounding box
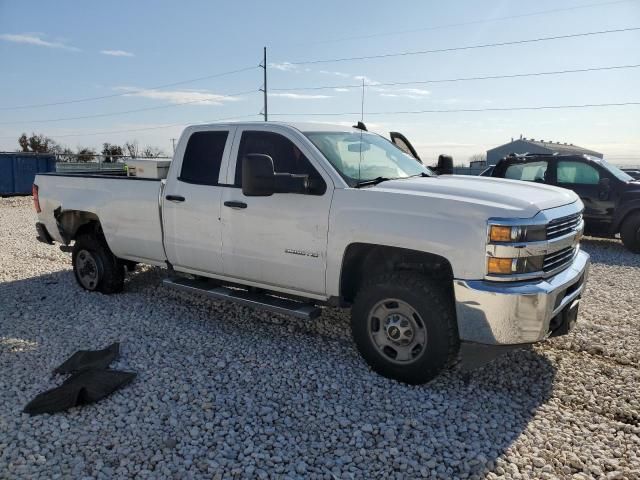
[453,249,590,345]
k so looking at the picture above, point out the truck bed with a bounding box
[35,172,167,266]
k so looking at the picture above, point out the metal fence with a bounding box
[452,166,488,176]
[53,153,171,173]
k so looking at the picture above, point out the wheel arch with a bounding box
[54,208,102,244]
[339,243,454,304]
[612,202,640,233]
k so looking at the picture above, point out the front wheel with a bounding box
[351,272,459,384]
[72,232,125,294]
[620,212,640,253]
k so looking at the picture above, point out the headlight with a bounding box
[489,225,524,243]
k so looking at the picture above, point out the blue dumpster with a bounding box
[0,153,56,195]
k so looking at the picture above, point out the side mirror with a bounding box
[242,153,311,196]
[436,154,454,175]
[598,177,611,200]
[242,154,275,196]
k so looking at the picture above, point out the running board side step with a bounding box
[163,277,322,320]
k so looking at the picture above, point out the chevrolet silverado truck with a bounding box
[33,122,590,384]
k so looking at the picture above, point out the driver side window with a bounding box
[234,131,325,195]
[557,161,600,185]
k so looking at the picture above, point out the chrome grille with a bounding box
[546,213,582,240]
[543,246,577,273]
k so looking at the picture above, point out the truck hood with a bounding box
[373,175,579,217]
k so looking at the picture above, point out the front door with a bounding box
[220,127,333,296]
[163,127,235,274]
[555,159,614,232]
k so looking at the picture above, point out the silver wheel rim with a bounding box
[367,298,427,364]
[76,249,100,290]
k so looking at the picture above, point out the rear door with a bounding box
[554,159,614,230]
[219,126,333,296]
[501,159,551,184]
[163,126,235,274]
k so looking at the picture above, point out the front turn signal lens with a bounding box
[489,225,513,242]
[487,257,516,275]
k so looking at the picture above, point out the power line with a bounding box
[271,64,640,91]
[0,114,262,140]
[284,27,640,65]
[0,65,259,111]
[269,102,640,116]
[300,0,637,45]
[0,89,259,125]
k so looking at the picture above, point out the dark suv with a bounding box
[490,154,640,252]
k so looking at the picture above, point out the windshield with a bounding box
[595,157,634,182]
[305,131,432,186]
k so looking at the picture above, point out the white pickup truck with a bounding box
[33,121,590,384]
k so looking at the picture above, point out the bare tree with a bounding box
[57,147,75,163]
[141,146,166,158]
[18,133,60,153]
[124,141,139,159]
[76,147,96,163]
[102,143,124,163]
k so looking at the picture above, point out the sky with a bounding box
[0,0,639,165]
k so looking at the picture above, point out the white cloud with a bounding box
[269,92,332,100]
[0,33,80,51]
[319,70,352,78]
[269,62,298,72]
[353,75,379,85]
[101,49,135,57]
[377,87,431,99]
[334,88,350,92]
[115,87,243,105]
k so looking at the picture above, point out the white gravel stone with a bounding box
[1,196,639,479]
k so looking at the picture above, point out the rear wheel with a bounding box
[620,212,640,253]
[72,232,125,294]
[351,272,459,384]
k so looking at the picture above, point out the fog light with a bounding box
[487,257,517,275]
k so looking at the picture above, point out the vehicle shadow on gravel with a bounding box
[581,237,640,267]
[1,268,557,478]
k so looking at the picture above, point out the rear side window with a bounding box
[504,161,548,182]
[557,161,600,185]
[179,131,228,185]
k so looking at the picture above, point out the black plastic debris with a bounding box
[53,342,120,375]
[24,369,136,415]
[24,343,136,416]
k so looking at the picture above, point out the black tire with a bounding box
[351,272,459,385]
[620,212,640,253]
[72,232,125,294]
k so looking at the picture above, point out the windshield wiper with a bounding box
[355,176,392,188]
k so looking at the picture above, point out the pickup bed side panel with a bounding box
[36,174,166,265]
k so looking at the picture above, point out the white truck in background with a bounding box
[33,121,590,384]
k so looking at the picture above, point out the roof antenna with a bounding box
[354,79,368,131]
[356,77,366,186]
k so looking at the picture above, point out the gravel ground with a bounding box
[1,196,639,479]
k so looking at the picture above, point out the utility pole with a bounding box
[259,46,268,121]
[170,138,176,154]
